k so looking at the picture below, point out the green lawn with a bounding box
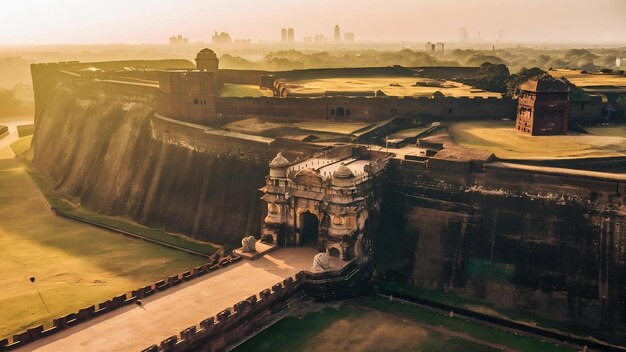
[220,84,273,97]
[0,141,209,339]
[235,298,573,352]
[377,280,624,346]
[14,136,220,256]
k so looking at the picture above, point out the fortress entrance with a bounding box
[299,211,319,246]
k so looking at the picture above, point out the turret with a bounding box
[269,153,290,178]
[332,163,355,187]
[195,48,219,72]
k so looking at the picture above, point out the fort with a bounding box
[21,48,626,348]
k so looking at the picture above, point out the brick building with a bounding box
[516,74,570,135]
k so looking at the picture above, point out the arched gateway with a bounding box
[260,147,390,260]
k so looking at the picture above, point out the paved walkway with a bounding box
[19,247,317,351]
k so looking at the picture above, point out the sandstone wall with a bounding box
[378,158,626,335]
[30,84,315,245]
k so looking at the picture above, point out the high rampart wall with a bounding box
[378,157,626,335]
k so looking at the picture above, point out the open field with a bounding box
[0,142,207,339]
[447,120,626,160]
[279,76,501,98]
[235,298,573,352]
[550,69,626,91]
[378,281,625,347]
[219,84,274,97]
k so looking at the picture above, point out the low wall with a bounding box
[0,256,242,350]
[217,69,271,86]
[16,125,34,137]
[216,95,517,121]
[141,272,305,352]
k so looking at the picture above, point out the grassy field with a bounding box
[13,136,220,255]
[377,280,625,346]
[550,69,626,89]
[447,120,626,160]
[220,84,273,97]
[0,141,209,339]
[235,298,573,352]
[281,76,501,98]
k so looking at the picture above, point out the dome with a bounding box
[269,152,290,168]
[196,48,217,60]
[333,163,355,178]
[431,90,445,98]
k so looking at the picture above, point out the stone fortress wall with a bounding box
[144,273,305,352]
[1,255,243,350]
[28,57,624,335]
[31,59,606,127]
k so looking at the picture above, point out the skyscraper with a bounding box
[334,25,341,43]
[344,32,355,43]
[459,28,468,42]
[287,28,294,43]
[281,28,287,43]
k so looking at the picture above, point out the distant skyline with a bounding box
[0,0,625,45]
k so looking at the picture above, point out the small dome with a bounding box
[432,90,445,98]
[333,163,355,178]
[269,153,290,168]
[196,48,217,60]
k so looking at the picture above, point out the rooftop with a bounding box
[519,74,569,93]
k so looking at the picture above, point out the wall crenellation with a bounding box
[0,256,243,351]
[140,271,306,352]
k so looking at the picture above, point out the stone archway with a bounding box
[299,211,319,246]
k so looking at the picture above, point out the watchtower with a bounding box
[195,48,219,72]
[516,74,570,136]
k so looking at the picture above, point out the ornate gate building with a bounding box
[260,146,390,260]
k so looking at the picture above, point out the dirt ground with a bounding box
[281,76,500,97]
[447,120,626,160]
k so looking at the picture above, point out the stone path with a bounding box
[18,247,316,351]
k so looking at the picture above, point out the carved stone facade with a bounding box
[260,147,390,260]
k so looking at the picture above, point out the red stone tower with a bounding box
[516,74,570,136]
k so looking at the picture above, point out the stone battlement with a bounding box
[142,272,305,352]
[0,255,242,351]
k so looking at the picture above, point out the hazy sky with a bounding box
[0,0,625,45]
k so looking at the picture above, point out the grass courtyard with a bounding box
[219,84,274,97]
[447,120,626,160]
[0,141,208,339]
[235,298,574,352]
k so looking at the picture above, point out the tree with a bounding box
[616,95,626,120]
[462,62,510,93]
[506,67,546,95]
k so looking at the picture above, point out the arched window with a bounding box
[330,108,335,115]
[336,107,345,117]
[193,98,198,104]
